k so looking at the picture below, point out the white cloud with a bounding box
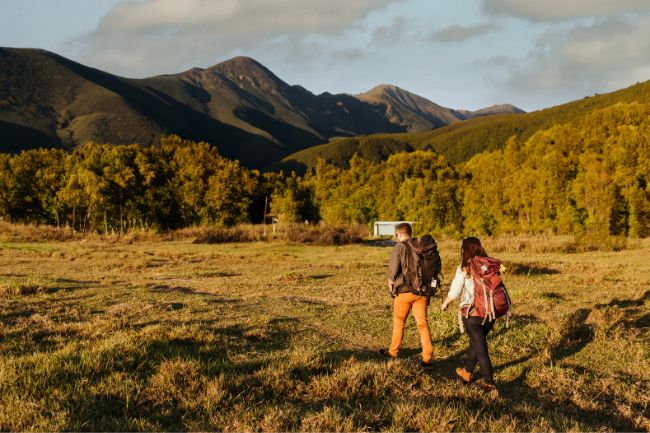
[429,23,498,42]
[69,0,401,77]
[482,0,650,21]
[371,16,410,44]
[496,15,650,108]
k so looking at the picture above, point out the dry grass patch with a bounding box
[0,237,649,431]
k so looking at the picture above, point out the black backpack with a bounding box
[403,235,441,297]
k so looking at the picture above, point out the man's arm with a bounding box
[387,244,403,284]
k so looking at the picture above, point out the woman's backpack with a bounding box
[403,235,441,298]
[464,256,512,325]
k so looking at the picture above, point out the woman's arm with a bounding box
[441,267,464,310]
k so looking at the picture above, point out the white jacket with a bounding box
[448,265,475,309]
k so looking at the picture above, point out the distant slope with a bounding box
[354,84,463,131]
[457,104,525,119]
[266,134,426,172]
[277,80,650,171]
[1,47,525,168]
[0,48,283,167]
[0,49,403,167]
[149,56,405,143]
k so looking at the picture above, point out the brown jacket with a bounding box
[388,241,412,294]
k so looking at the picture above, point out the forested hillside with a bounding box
[279,80,650,171]
[1,102,648,238]
[277,102,650,238]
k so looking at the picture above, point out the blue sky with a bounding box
[2,0,650,111]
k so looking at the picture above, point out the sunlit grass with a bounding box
[0,238,648,431]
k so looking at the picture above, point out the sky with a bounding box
[2,0,650,112]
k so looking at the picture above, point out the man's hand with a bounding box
[441,298,451,311]
[387,279,393,292]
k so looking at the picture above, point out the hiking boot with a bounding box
[455,367,473,384]
[480,381,500,397]
[378,348,396,359]
[421,360,434,369]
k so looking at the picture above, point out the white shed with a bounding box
[373,221,416,237]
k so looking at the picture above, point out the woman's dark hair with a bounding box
[461,236,488,270]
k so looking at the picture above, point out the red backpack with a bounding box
[464,256,512,324]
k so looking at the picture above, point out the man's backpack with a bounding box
[464,256,512,324]
[403,235,441,297]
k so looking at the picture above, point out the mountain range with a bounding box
[279,77,650,172]
[0,47,523,168]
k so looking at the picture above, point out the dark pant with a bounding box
[462,316,495,384]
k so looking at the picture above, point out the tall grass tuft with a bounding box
[190,225,267,244]
[285,223,369,245]
[484,233,636,253]
[0,221,79,242]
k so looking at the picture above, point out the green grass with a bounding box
[0,238,649,431]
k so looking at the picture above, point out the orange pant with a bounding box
[389,292,433,362]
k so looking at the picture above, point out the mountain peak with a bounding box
[355,83,461,131]
[458,104,526,119]
[357,84,404,98]
[215,55,264,69]
[207,55,289,93]
[371,83,399,91]
[211,55,273,77]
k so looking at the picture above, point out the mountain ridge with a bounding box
[278,78,650,171]
[0,47,524,167]
[355,84,463,131]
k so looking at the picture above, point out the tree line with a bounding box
[1,103,649,237]
[0,136,283,232]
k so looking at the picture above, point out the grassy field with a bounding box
[0,236,649,431]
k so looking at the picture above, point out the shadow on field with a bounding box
[550,308,594,361]
[595,290,650,330]
[309,274,333,280]
[492,314,542,336]
[0,305,36,325]
[426,315,546,378]
[5,277,101,296]
[205,298,241,305]
[52,277,101,286]
[148,284,223,297]
[197,271,241,277]
[596,289,650,309]
[60,317,301,431]
[633,313,650,329]
[324,348,386,363]
[507,262,560,275]
[540,291,566,301]
[499,366,640,432]
[318,340,643,431]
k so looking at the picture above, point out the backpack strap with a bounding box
[404,239,423,294]
[504,285,512,328]
[480,278,490,325]
[458,309,465,334]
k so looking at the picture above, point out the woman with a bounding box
[441,237,499,395]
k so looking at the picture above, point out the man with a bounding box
[379,222,434,368]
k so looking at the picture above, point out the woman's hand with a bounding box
[441,298,451,311]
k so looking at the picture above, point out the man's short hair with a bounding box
[395,223,412,237]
